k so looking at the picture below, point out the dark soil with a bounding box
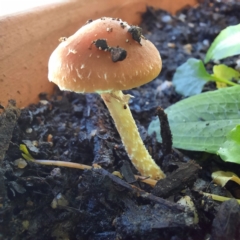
[1,0,240,239]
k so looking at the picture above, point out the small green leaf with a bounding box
[148,86,240,154]
[213,65,240,80]
[217,125,240,164]
[20,144,29,155]
[20,144,34,161]
[212,64,240,87]
[172,58,213,97]
[205,24,240,63]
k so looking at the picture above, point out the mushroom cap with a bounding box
[48,17,162,93]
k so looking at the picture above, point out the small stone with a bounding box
[50,168,62,177]
[14,158,27,169]
[51,193,69,209]
[161,15,172,23]
[90,129,97,138]
[203,39,210,47]
[26,128,32,133]
[178,13,186,22]
[183,44,192,54]
[199,22,207,27]
[188,23,195,28]
[158,81,173,92]
[47,134,53,143]
[39,100,49,105]
[167,42,176,48]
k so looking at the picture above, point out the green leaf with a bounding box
[217,125,240,164]
[205,24,240,63]
[213,65,240,81]
[172,58,213,97]
[212,64,240,87]
[20,144,34,161]
[148,86,240,154]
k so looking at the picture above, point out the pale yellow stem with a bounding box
[32,159,92,170]
[101,90,165,180]
[29,159,157,186]
[202,192,240,204]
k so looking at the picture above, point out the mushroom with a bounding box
[48,17,165,180]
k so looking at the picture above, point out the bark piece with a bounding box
[152,160,201,198]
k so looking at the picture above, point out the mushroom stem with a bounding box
[101,90,165,180]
